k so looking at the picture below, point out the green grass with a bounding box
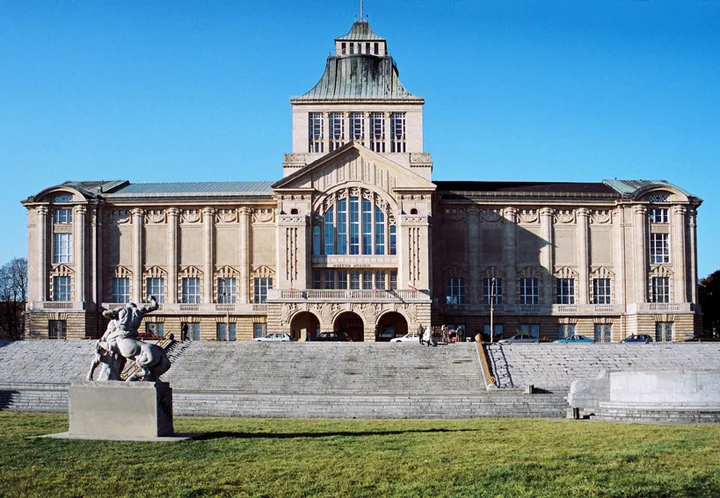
[1,413,719,497]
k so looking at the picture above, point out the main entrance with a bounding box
[375,312,408,341]
[334,312,365,342]
[290,312,320,341]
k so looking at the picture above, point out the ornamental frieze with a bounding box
[252,209,274,223]
[145,209,166,224]
[444,208,465,223]
[180,209,201,224]
[591,210,612,224]
[280,303,298,326]
[518,209,539,224]
[215,209,238,224]
[398,303,417,323]
[480,209,503,223]
[109,210,131,225]
[357,303,382,322]
[554,210,576,224]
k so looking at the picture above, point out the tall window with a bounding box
[389,225,396,255]
[556,278,575,304]
[49,320,67,339]
[254,277,272,304]
[389,270,397,290]
[519,278,539,304]
[217,323,236,341]
[655,321,673,342]
[390,112,406,152]
[329,112,344,151]
[323,270,335,289]
[349,270,361,289]
[594,323,612,342]
[112,278,130,303]
[649,208,668,224]
[53,276,71,301]
[254,323,266,339]
[557,323,576,340]
[218,278,236,303]
[183,322,200,341]
[520,324,540,339]
[53,208,73,224]
[593,278,611,304]
[375,270,386,290]
[308,112,324,153]
[483,278,503,305]
[649,233,670,264]
[652,276,670,303]
[362,270,373,290]
[146,322,164,338]
[182,278,200,304]
[146,277,165,304]
[350,112,364,144]
[446,278,465,305]
[53,233,73,263]
[370,112,385,152]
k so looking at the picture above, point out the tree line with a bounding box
[0,257,27,339]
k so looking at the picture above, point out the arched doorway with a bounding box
[375,312,408,342]
[334,312,365,342]
[290,312,320,341]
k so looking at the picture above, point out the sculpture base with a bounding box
[69,380,174,439]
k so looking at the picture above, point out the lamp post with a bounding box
[489,277,496,344]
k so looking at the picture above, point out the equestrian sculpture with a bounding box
[87,296,171,382]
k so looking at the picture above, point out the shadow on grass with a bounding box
[196,427,484,440]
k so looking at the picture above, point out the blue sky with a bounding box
[1,0,719,278]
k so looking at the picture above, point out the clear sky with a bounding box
[1,0,718,278]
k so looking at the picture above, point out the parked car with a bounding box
[313,331,352,342]
[390,333,420,343]
[553,334,594,344]
[498,333,539,344]
[683,335,720,342]
[254,333,292,342]
[621,334,653,343]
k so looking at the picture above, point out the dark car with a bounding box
[314,331,352,341]
[683,335,720,342]
[621,334,653,344]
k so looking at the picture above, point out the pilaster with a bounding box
[167,208,178,304]
[671,205,687,303]
[688,208,698,305]
[632,205,647,303]
[576,208,589,304]
[612,208,626,305]
[37,206,49,302]
[131,208,144,303]
[467,208,480,304]
[503,207,517,304]
[74,205,87,304]
[202,207,215,304]
[540,207,555,304]
[239,207,251,303]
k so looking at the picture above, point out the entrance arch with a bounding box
[290,312,320,341]
[375,312,409,342]
[334,312,365,342]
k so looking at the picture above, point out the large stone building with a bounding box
[22,19,702,343]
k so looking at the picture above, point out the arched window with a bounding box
[314,189,396,256]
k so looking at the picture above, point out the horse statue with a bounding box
[86,296,171,382]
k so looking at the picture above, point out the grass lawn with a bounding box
[0,412,719,497]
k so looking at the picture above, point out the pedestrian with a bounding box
[181,323,188,342]
[418,323,425,345]
[424,326,435,347]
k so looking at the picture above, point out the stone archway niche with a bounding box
[290,312,320,341]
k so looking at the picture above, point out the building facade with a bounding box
[22,20,702,342]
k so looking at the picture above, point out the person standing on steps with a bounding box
[418,323,425,345]
[424,325,435,347]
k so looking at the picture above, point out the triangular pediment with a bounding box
[272,142,435,197]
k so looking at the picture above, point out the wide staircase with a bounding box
[0,340,567,419]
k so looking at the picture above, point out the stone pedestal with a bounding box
[69,381,174,439]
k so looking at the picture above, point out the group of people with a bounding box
[417,324,466,346]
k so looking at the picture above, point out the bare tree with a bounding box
[0,257,27,339]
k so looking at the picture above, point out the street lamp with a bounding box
[489,277,496,344]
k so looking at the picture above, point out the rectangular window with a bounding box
[349,197,360,255]
[593,278,611,304]
[520,324,540,339]
[254,278,272,304]
[338,270,348,290]
[649,208,668,224]
[365,42,370,54]
[374,206,385,255]
[390,112,406,152]
[593,323,612,342]
[329,112,344,151]
[655,321,673,342]
[53,233,73,263]
[336,200,347,255]
[483,278,503,305]
[216,323,236,341]
[324,206,335,255]
[362,198,372,254]
[370,112,385,152]
[649,233,670,264]
[446,278,465,305]
[112,277,130,303]
[483,324,503,339]
[556,278,575,304]
[146,322,164,338]
[341,42,346,54]
[350,112,365,143]
[349,270,360,290]
[374,42,379,54]
[313,271,322,289]
[313,225,321,256]
[389,270,397,290]
[323,270,335,289]
[389,225,396,255]
[146,277,165,304]
[652,276,670,303]
[53,208,73,224]
[48,320,67,339]
[375,270,386,290]
[254,323,265,339]
[362,270,373,290]
[519,278,539,305]
[349,43,354,54]
[53,276,71,301]
[183,323,200,341]
[217,278,236,303]
[308,112,324,153]
[557,323,576,340]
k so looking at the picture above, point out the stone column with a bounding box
[37,206,49,301]
[671,205,687,303]
[384,112,391,153]
[166,208,178,304]
[132,208,144,303]
[688,208,698,305]
[363,112,370,148]
[503,208,517,304]
[344,111,350,147]
[239,207,251,304]
[612,208,626,306]
[467,208,480,304]
[576,208,589,304]
[90,207,100,305]
[202,208,215,304]
[323,112,329,154]
[632,205,647,303]
[540,208,555,304]
[74,206,86,304]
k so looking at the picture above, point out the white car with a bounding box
[498,333,539,344]
[254,333,292,342]
[390,333,421,343]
